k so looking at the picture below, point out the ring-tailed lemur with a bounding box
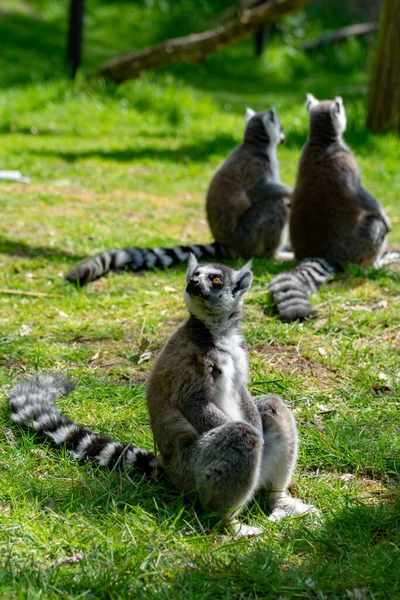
[65,108,293,286]
[268,94,398,321]
[9,258,313,535]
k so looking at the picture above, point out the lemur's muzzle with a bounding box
[186,278,204,297]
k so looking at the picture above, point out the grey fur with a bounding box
[65,108,293,287]
[206,108,293,260]
[9,260,313,532]
[147,256,313,527]
[8,373,162,479]
[269,94,398,321]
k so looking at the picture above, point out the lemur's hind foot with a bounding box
[268,496,317,522]
[374,250,400,268]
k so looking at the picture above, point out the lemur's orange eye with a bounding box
[212,277,223,285]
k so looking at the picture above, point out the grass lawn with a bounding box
[0,1,399,598]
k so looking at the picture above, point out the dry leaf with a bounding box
[0,502,10,517]
[19,324,32,337]
[346,588,368,599]
[3,428,16,445]
[89,351,100,362]
[138,350,152,365]
[372,384,392,395]
[46,551,87,570]
[316,404,336,414]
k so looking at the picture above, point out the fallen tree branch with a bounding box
[94,0,309,83]
[302,22,378,51]
[0,288,60,298]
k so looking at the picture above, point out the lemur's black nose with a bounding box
[186,278,202,296]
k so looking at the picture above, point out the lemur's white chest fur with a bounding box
[267,146,280,184]
[212,331,248,422]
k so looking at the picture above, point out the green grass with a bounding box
[0,1,400,598]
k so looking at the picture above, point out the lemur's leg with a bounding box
[231,200,288,258]
[193,421,263,519]
[346,215,388,266]
[255,394,314,521]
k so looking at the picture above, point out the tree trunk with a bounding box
[366,0,400,134]
[94,0,309,83]
[66,0,85,79]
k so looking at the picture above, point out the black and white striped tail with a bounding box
[268,258,334,321]
[65,242,229,286]
[8,373,162,479]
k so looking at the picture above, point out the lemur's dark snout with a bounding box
[186,278,204,297]
[280,133,286,144]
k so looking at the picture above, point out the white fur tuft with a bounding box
[306,93,319,113]
[245,107,256,124]
[330,96,347,135]
[186,253,198,281]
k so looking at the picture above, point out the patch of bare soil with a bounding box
[253,343,339,389]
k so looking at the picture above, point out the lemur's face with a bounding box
[306,93,347,136]
[184,256,252,321]
[262,109,286,145]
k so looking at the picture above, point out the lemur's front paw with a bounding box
[232,521,264,538]
[268,496,317,522]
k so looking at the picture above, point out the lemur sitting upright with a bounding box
[268,94,398,321]
[9,258,313,536]
[65,108,293,286]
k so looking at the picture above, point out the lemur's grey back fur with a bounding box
[65,108,292,286]
[8,373,162,479]
[206,107,292,260]
[268,94,398,322]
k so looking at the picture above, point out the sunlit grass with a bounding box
[0,0,399,598]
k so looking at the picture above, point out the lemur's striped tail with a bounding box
[8,373,162,479]
[65,242,229,286]
[268,258,334,321]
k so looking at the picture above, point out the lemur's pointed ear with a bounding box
[186,253,198,282]
[245,107,256,124]
[306,93,319,113]
[232,261,253,296]
[331,96,343,114]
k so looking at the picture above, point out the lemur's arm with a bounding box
[356,186,392,232]
[239,387,263,431]
[246,180,293,207]
[178,391,229,435]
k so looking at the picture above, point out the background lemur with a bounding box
[9,258,312,534]
[65,108,292,286]
[268,94,398,321]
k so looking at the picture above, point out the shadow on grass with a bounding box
[30,132,238,163]
[0,236,85,262]
[168,495,400,597]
